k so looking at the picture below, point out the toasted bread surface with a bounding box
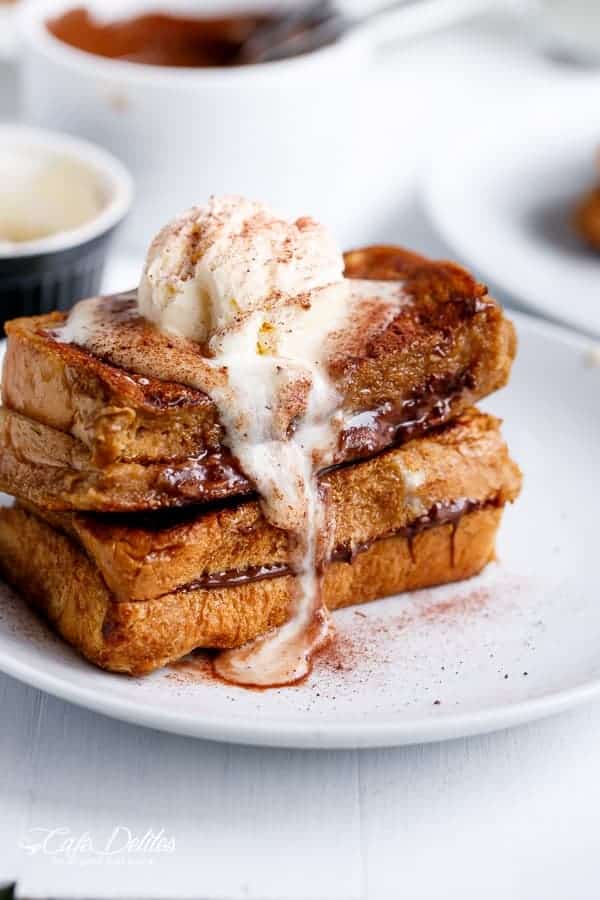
[0,404,521,517]
[29,410,521,599]
[3,314,220,466]
[0,406,252,511]
[0,503,503,674]
[2,246,516,466]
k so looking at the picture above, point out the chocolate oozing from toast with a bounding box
[2,246,516,481]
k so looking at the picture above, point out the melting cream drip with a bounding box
[58,197,406,687]
[208,292,350,685]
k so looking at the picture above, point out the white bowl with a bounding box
[0,123,132,325]
[0,123,133,258]
[19,0,370,250]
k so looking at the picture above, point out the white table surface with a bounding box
[2,11,600,899]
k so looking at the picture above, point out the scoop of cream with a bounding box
[137,195,346,344]
[0,147,102,245]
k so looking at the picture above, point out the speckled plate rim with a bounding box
[0,310,598,749]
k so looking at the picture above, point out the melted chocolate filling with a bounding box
[162,496,499,598]
[177,563,291,593]
[153,373,478,502]
[329,497,491,564]
[155,451,252,501]
[339,369,476,460]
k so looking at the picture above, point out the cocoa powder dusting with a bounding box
[167,650,220,685]
[166,586,493,689]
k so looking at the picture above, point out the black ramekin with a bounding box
[0,125,133,332]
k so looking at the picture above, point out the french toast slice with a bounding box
[0,403,520,514]
[0,505,506,675]
[0,406,252,511]
[0,411,521,674]
[31,410,522,600]
[2,246,516,467]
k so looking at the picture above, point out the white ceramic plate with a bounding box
[424,83,600,338]
[0,312,599,749]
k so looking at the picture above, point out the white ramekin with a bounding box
[0,123,133,327]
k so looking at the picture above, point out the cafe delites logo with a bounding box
[19,826,176,864]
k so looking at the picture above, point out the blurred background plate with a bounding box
[424,80,600,337]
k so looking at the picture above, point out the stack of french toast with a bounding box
[0,244,521,677]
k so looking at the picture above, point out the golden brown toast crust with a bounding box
[2,246,516,467]
[2,314,220,467]
[31,410,521,601]
[0,503,504,674]
[0,406,252,511]
[0,404,521,518]
[28,411,521,601]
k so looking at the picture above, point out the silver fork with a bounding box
[237,0,495,64]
